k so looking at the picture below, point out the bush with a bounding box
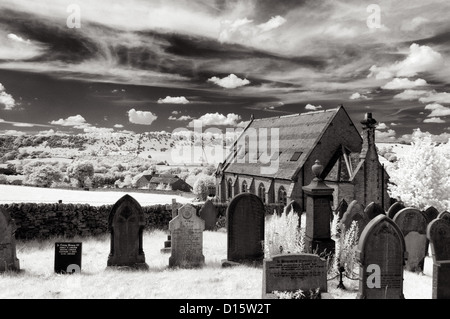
[192,174,215,201]
[23,164,63,188]
[0,174,8,184]
[264,211,304,258]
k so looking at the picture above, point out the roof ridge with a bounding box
[252,107,339,121]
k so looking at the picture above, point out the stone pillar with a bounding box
[161,199,180,253]
[302,160,335,256]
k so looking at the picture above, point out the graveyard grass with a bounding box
[0,229,434,299]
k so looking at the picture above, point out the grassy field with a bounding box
[0,229,433,299]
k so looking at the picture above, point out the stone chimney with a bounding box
[359,112,378,160]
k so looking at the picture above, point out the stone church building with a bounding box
[215,106,390,211]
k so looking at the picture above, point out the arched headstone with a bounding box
[364,202,385,220]
[222,193,265,266]
[393,208,428,272]
[336,199,348,220]
[423,206,440,224]
[356,215,406,299]
[169,204,205,268]
[199,200,218,231]
[438,211,450,223]
[0,208,20,272]
[339,200,366,238]
[387,201,405,219]
[427,218,450,299]
[107,195,148,269]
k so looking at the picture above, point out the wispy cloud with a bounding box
[381,78,428,90]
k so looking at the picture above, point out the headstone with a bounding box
[107,195,148,269]
[364,202,385,220]
[302,160,335,256]
[262,254,327,299]
[438,211,450,223]
[169,204,205,268]
[423,206,440,224]
[387,201,405,219]
[427,218,450,299]
[161,199,182,253]
[222,193,265,267]
[0,208,20,272]
[199,200,218,231]
[356,215,407,299]
[336,199,348,221]
[284,200,301,215]
[393,208,427,272]
[54,242,82,274]
[339,200,367,238]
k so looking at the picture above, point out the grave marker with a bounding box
[423,206,440,224]
[356,215,406,299]
[169,204,205,268]
[107,195,148,269]
[222,193,265,267]
[0,208,20,272]
[438,211,450,223]
[339,200,367,238]
[54,242,82,274]
[427,218,450,299]
[393,208,427,272]
[364,202,385,220]
[199,200,218,231]
[262,254,327,299]
[387,201,405,219]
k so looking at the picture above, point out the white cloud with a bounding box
[419,91,450,104]
[207,74,250,89]
[377,123,388,130]
[114,124,124,128]
[169,115,193,121]
[368,43,445,79]
[1,130,25,136]
[258,16,287,32]
[401,17,429,32]
[188,113,241,127]
[393,89,429,100]
[37,129,56,136]
[423,117,445,123]
[390,122,398,126]
[0,83,16,110]
[350,92,369,100]
[127,108,157,125]
[50,115,88,127]
[157,96,190,104]
[171,110,179,115]
[7,33,28,43]
[305,104,322,111]
[424,103,450,117]
[381,78,428,90]
[375,129,396,142]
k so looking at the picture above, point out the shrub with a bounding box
[0,174,8,184]
[264,211,304,258]
[273,288,321,299]
[192,174,215,201]
[67,161,94,188]
[23,164,63,188]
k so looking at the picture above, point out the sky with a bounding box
[0,0,449,143]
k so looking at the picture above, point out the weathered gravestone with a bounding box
[387,201,406,219]
[356,215,407,299]
[336,199,348,221]
[222,193,265,267]
[364,202,385,220]
[169,204,205,268]
[339,200,367,239]
[199,200,218,231]
[393,208,427,272]
[438,211,450,223]
[427,218,450,299]
[262,254,328,299]
[161,199,183,253]
[107,195,148,269]
[0,208,20,272]
[423,206,440,224]
[54,242,82,274]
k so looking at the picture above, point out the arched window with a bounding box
[242,180,248,193]
[227,179,233,199]
[278,186,287,206]
[258,183,266,204]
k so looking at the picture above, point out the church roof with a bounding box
[222,107,343,180]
